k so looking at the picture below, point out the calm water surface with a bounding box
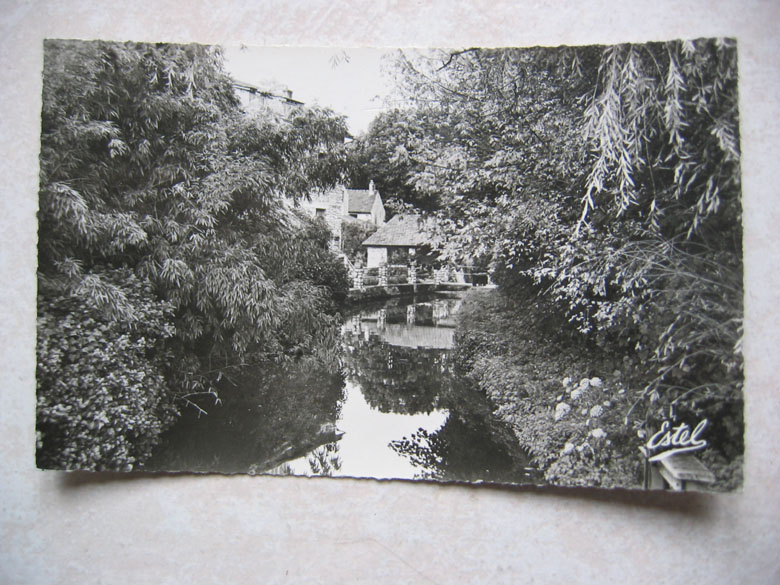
[146,293,535,484]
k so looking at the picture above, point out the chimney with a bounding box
[369,180,375,195]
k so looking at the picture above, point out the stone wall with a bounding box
[298,186,346,245]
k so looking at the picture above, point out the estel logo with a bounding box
[646,419,708,462]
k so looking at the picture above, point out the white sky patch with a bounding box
[222,45,397,135]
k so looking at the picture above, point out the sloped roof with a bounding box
[346,189,379,214]
[361,215,430,247]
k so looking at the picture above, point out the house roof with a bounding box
[346,189,379,214]
[361,214,430,247]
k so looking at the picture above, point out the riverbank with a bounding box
[145,292,537,482]
[453,287,743,490]
[452,287,647,488]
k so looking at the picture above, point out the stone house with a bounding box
[232,79,304,116]
[360,214,432,268]
[344,183,385,225]
[298,182,385,250]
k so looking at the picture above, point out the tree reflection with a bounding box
[390,415,531,483]
[308,442,342,476]
[145,357,346,474]
[342,341,448,415]
[343,296,534,484]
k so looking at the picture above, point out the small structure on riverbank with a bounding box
[360,214,431,268]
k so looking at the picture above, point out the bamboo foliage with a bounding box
[37,40,350,469]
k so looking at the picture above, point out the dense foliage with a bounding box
[348,108,444,213]
[454,288,741,489]
[36,271,176,470]
[374,41,743,480]
[37,40,349,469]
[340,218,377,263]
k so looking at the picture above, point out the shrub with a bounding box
[36,270,177,470]
[341,219,377,262]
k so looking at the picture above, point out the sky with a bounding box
[222,46,398,135]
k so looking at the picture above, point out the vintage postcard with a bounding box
[36,39,743,491]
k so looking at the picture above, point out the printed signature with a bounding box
[646,419,708,462]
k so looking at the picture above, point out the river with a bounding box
[146,292,536,484]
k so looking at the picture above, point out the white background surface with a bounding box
[2,1,779,583]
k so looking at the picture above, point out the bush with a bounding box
[453,288,642,488]
[284,217,350,302]
[36,271,177,470]
[453,286,741,489]
[341,219,377,262]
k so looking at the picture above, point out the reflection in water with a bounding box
[308,442,342,476]
[340,296,534,482]
[270,380,449,479]
[145,358,346,474]
[268,443,342,477]
[389,416,530,483]
[147,294,536,484]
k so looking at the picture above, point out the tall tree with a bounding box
[387,41,742,446]
[37,40,350,470]
[348,107,444,213]
[383,47,600,264]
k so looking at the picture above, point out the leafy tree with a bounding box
[341,218,377,263]
[544,40,742,431]
[386,41,743,471]
[349,108,444,213]
[383,48,600,263]
[37,40,350,469]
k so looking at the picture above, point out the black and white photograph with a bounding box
[36,39,743,491]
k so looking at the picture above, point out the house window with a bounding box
[315,208,326,218]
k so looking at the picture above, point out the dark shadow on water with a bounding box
[140,354,346,475]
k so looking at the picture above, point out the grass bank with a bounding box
[454,286,648,489]
[453,287,743,490]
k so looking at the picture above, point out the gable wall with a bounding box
[298,186,346,243]
[371,193,386,225]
